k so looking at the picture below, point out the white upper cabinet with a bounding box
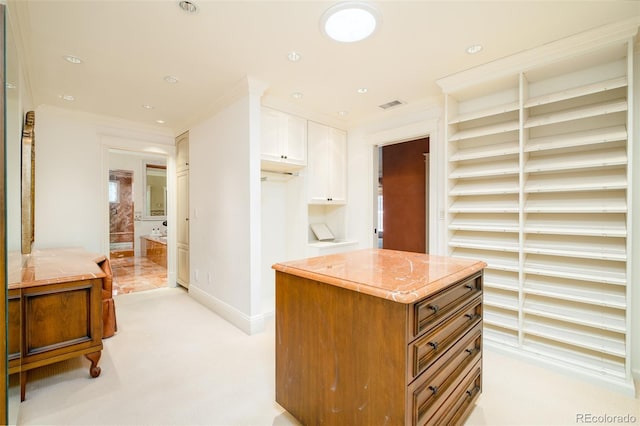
[307,121,347,204]
[261,107,307,171]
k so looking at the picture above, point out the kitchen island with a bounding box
[273,248,486,425]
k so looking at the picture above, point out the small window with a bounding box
[108,181,119,203]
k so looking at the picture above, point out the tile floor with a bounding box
[110,256,168,294]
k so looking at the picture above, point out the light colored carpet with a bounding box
[13,287,640,425]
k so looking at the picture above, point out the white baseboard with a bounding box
[188,284,265,335]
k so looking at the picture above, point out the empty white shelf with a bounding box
[523,275,626,310]
[523,234,626,262]
[524,255,626,286]
[523,213,626,237]
[524,191,627,213]
[523,296,625,333]
[524,98,627,128]
[524,167,627,193]
[449,157,519,179]
[450,176,519,196]
[449,213,519,233]
[484,326,519,348]
[449,232,519,252]
[452,249,519,272]
[484,270,519,291]
[524,146,627,174]
[525,126,627,152]
[449,120,519,141]
[524,76,627,108]
[450,140,519,161]
[449,101,520,124]
[484,291,519,311]
[450,196,519,213]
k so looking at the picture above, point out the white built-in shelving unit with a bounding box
[437,19,638,394]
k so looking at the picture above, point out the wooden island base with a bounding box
[274,249,486,425]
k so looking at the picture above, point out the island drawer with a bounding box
[409,300,482,381]
[412,272,482,339]
[410,354,482,426]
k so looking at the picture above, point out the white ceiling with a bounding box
[8,0,640,134]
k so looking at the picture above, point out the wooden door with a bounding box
[381,138,429,253]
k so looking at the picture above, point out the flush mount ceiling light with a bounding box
[63,55,83,64]
[164,75,179,84]
[287,51,302,62]
[338,110,349,117]
[357,87,368,94]
[466,44,483,54]
[291,92,303,99]
[178,1,198,13]
[59,94,75,101]
[142,104,155,110]
[321,2,379,43]
[156,119,166,124]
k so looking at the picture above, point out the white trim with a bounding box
[189,284,265,335]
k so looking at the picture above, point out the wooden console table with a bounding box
[7,248,107,401]
[273,249,486,425]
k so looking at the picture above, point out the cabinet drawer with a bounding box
[410,300,481,380]
[409,331,482,425]
[412,272,482,338]
[432,363,482,426]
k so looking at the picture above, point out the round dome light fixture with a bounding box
[321,2,379,43]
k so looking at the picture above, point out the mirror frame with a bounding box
[142,162,167,221]
[21,111,34,254]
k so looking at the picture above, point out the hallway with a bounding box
[110,256,168,294]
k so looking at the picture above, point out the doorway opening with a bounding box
[377,137,430,253]
[108,149,168,294]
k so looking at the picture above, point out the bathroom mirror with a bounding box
[143,163,167,220]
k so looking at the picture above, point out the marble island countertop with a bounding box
[272,248,487,304]
[8,247,106,289]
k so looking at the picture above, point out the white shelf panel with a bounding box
[484,289,519,311]
[525,190,627,213]
[449,157,519,179]
[484,308,519,331]
[524,167,627,193]
[524,98,627,128]
[524,76,627,108]
[484,326,519,348]
[525,126,627,153]
[524,275,626,310]
[524,254,626,286]
[523,295,625,332]
[451,248,519,272]
[450,176,519,196]
[449,120,519,141]
[450,195,519,213]
[484,270,519,291]
[523,213,626,237]
[522,336,626,380]
[450,140,519,161]
[449,231,519,253]
[449,101,520,124]
[525,145,626,174]
[523,234,626,262]
[523,315,625,357]
[449,213,519,233]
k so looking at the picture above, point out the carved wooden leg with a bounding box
[84,351,102,378]
[20,370,27,402]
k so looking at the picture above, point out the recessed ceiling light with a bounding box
[287,51,302,62]
[357,87,368,94]
[156,119,166,124]
[59,94,75,101]
[63,55,83,64]
[321,2,380,43]
[178,1,198,13]
[291,92,303,99]
[142,104,155,110]
[466,44,483,54]
[338,111,349,117]
[6,82,15,89]
[164,75,179,84]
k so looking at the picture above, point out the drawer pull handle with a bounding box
[465,313,476,320]
[428,341,439,351]
[428,385,439,395]
[427,304,439,314]
[465,284,474,291]
[465,348,474,355]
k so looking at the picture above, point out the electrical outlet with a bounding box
[134,211,142,221]
[194,269,199,282]
[208,272,212,283]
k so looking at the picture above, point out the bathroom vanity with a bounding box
[7,248,107,401]
[140,234,167,268]
[273,249,486,425]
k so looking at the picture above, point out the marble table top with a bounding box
[8,247,107,289]
[273,248,487,304]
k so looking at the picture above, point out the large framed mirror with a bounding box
[143,163,167,220]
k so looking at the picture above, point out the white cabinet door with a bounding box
[261,107,307,170]
[176,131,189,173]
[177,168,189,288]
[307,121,346,204]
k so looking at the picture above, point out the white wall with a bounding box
[188,79,265,334]
[33,106,174,256]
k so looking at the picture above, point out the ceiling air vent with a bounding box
[378,99,405,110]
